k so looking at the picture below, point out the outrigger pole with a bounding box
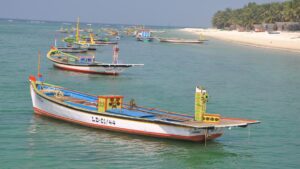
[76,17,80,42]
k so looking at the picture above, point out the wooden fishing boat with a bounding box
[85,36,118,45]
[75,37,103,46]
[47,46,143,75]
[66,43,96,51]
[159,38,204,44]
[29,76,259,142]
[71,18,102,47]
[55,38,92,52]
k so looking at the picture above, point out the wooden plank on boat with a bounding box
[181,117,259,129]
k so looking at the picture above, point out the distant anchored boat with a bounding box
[54,38,88,53]
[85,35,118,45]
[47,45,143,75]
[29,75,259,142]
[159,38,204,44]
[73,18,103,47]
[136,29,154,42]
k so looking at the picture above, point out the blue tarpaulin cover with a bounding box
[107,109,155,118]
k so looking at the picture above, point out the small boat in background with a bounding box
[73,19,102,47]
[75,33,103,47]
[85,34,118,45]
[47,45,143,75]
[29,74,259,142]
[63,36,76,44]
[268,31,280,34]
[62,37,97,51]
[106,29,119,36]
[136,29,154,42]
[123,27,138,36]
[54,38,88,53]
[159,38,204,44]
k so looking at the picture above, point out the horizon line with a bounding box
[0,17,207,29]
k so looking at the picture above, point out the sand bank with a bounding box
[182,28,300,53]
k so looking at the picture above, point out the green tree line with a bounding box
[212,0,300,29]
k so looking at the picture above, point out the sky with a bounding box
[0,0,286,27]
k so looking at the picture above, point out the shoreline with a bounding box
[181,28,300,53]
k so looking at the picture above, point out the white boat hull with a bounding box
[53,63,124,75]
[30,85,224,141]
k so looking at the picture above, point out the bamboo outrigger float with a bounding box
[29,73,259,142]
[47,46,143,75]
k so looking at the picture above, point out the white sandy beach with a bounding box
[182,28,300,53]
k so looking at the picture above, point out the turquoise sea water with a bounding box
[0,20,299,169]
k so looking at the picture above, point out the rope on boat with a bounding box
[123,104,193,118]
[125,106,190,122]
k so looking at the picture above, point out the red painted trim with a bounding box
[53,64,119,75]
[33,107,222,142]
[29,75,36,82]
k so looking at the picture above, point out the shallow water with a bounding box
[0,20,299,169]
